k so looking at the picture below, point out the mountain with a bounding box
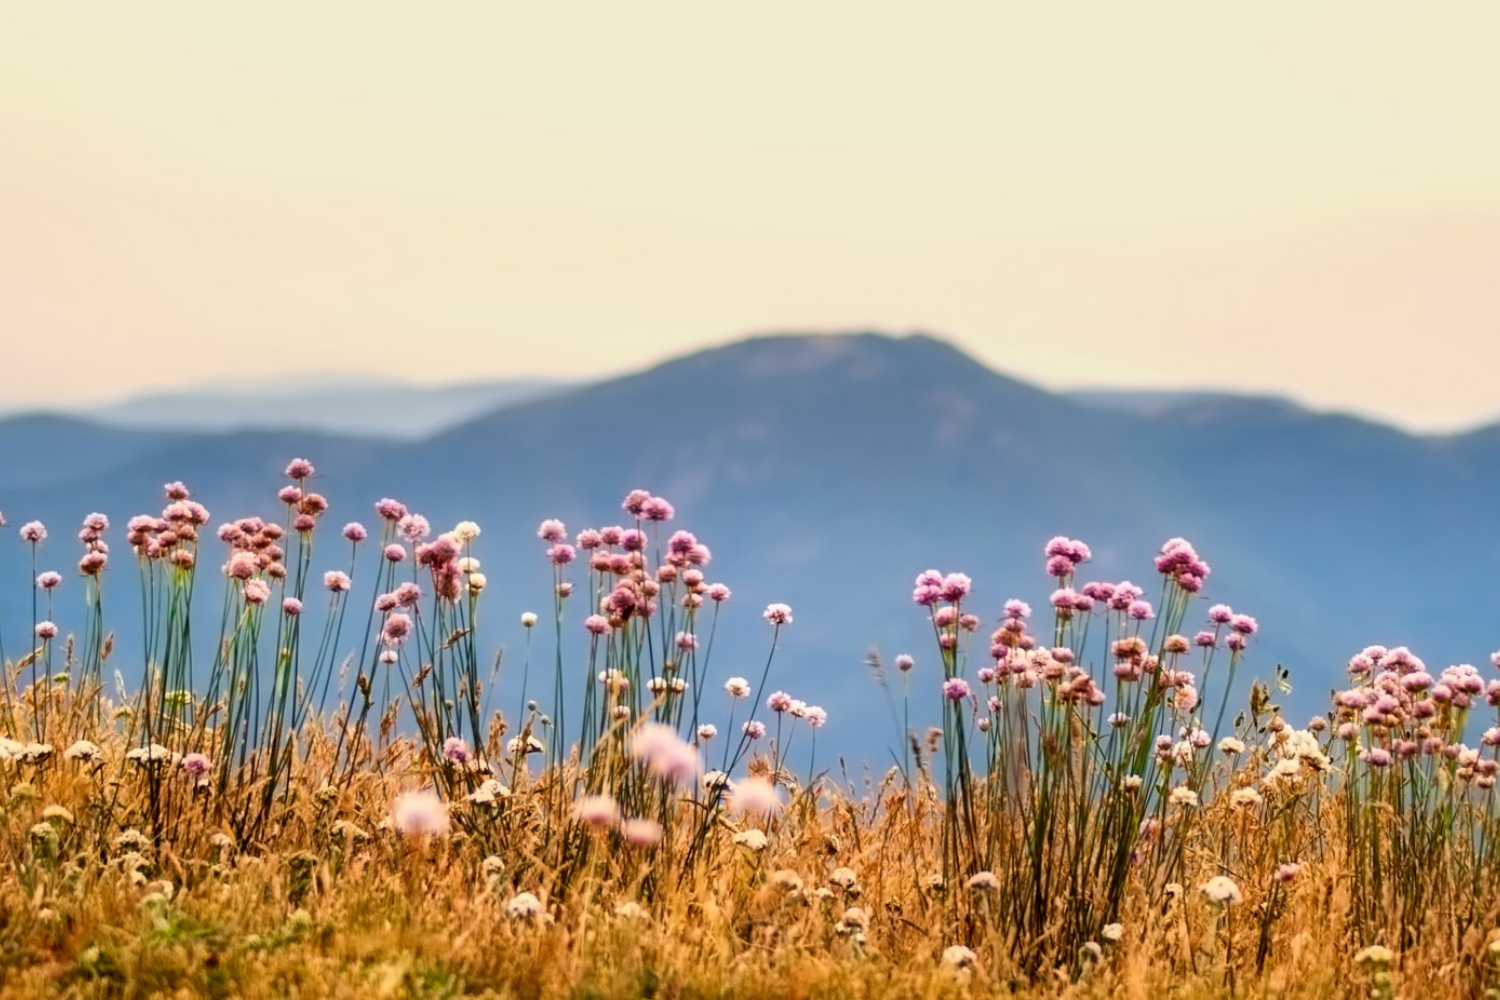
[4,378,576,441]
[2,332,1497,761]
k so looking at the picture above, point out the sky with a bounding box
[2,3,1498,431]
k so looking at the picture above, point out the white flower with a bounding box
[830,866,859,889]
[1354,944,1394,966]
[1102,922,1123,943]
[1231,787,1263,808]
[1169,785,1199,808]
[1199,875,1243,905]
[42,804,73,824]
[20,742,53,763]
[64,740,103,762]
[520,612,538,628]
[1218,736,1246,755]
[481,855,505,876]
[771,869,803,893]
[453,521,481,542]
[965,871,1000,891]
[506,735,545,756]
[613,901,646,920]
[724,677,751,699]
[126,743,173,766]
[1120,775,1143,792]
[467,779,512,806]
[941,945,977,968]
[505,891,543,919]
[731,829,768,851]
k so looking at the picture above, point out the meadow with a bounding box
[0,459,1496,998]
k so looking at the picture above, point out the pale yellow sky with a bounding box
[2,3,1498,430]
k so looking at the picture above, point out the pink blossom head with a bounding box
[743,720,766,740]
[278,485,302,505]
[79,551,108,575]
[641,497,674,522]
[728,775,782,816]
[1208,604,1234,625]
[584,614,611,635]
[895,653,915,673]
[940,573,972,603]
[282,597,302,616]
[537,519,568,543]
[943,678,971,701]
[767,690,793,713]
[382,544,406,563]
[548,544,576,566]
[763,603,793,626]
[243,580,271,605]
[284,457,315,480]
[181,752,212,778]
[375,498,407,522]
[1229,614,1258,636]
[394,581,421,607]
[324,570,352,593]
[622,489,651,516]
[1127,600,1155,622]
[572,794,622,828]
[19,521,46,543]
[36,571,62,591]
[1046,554,1075,578]
[35,620,58,640]
[442,736,472,764]
[1003,599,1031,620]
[292,514,316,534]
[599,526,624,546]
[621,817,663,846]
[398,513,430,544]
[163,481,191,500]
[576,528,603,550]
[391,790,451,836]
[1226,633,1247,652]
[382,613,414,645]
[343,522,367,542]
[804,706,828,728]
[706,583,731,603]
[627,722,698,782]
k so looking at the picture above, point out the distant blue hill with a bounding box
[2,331,1497,762]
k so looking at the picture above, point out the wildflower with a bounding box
[620,817,663,847]
[126,744,172,766]
[466,779,511,805]
[1102,922,1123,943]
[36,571,62,590]
[1219,736,1246,755]
[521,611,538,628]
[732,829,768,851]
[505,892,543,919]
[1200,876,1243,905]
[1121,775,1143,792]
[572,794,621,829]
[1169,785,1199,808]
[767,690,793,713]
[323,570,351,592]
[284,458,314,479]
[381,614,413,646]
[837,906,870,933]
[895,654,915,673]
[506,735,545,756]
[180,753,212,778]
[1127,600,1155,621]
[64,740,102,762]
[763,603,793,626]
[941,945,977,968]
[943,678,971,701]
[34,621,58,640]
[743,720,766,740]
[614,901,646,920]
[390,790,451,836]
[725,676,751,698]
[771,869,804,893]
[19,521,46,543]
[1231,787,1263,808]
[805,706,828,728]
[729,776,781,816]
[965,871,1000,891]
[1354,945,1394,967]
[1275,862,1301,882]
[442,736,472,765]
[627,722,698,782]
[706,583,731,603]
[42,804,73,824]
[537,519,567,543]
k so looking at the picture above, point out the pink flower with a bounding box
[164,481,191,501]
[181,752,212,778]
[391,790,451,836]
[1003,599,1032,619]
[19,521,46,543]
[940,573,972,602]
[584,614,611,635]
[641,497,674,522]
[343,522,367,542]
[628,722,698,782]
[547,544,576,566]
[36,571,62,591]
[572,794,621,828]
[284,457,314,479]
[278,486,302,505]
[767,691,793,713]
[621,817,663,846]
[324,570,351,593]
[763,603,793,626]
[1208,604,1234,624]
[706,583,731,603]
[895,654,915,673]
[804,706,828,728]
[282,597,302,616]
[743,720,766,740]
[537,519,567,543]
[675,631,698,651]
[382,613,413,645]
[943,678,971,701]
[1127,600,1155,621]
[35,621,58,640]
[1229,614,1258,636]
[622,490,651,516]
[728,776,781,815]
[375,498,408,522]
[398,513,430,544]
[243,580,271,605]
[442,736,472,764]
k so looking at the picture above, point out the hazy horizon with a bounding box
[4,4,1498,431]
